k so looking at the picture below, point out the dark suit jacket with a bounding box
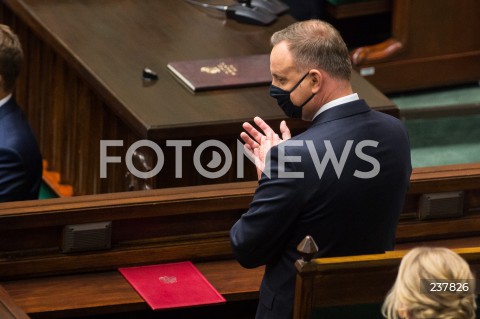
[0,97,42,202]
[230,100,412,319]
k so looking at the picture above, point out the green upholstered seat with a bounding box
[39,182,58,199]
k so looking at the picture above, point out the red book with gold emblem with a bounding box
[119,261,225,310]
[167,54,271,92]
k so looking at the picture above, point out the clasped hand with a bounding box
[240,116,291,180]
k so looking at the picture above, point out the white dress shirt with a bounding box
[312,93,359,120]
[0,94,12,109]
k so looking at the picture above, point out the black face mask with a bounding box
[269,72,315,118]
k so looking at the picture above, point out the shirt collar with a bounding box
[0,94,12,108]
[312,93,359,120]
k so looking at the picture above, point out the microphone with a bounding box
[184,0,277,26]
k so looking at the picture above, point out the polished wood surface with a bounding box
[5,0,288,139]
[0,286,30,319]
[2,260,263,319]
[3,237,480,319]
[1,0,398,195]
[4,0,395,138]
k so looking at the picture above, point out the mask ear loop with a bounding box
[288,71,311,93]
[299,91,315,107]
[292,71,315,107]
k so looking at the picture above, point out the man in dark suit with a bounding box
[230,20,411,319]
[0,24,42,202]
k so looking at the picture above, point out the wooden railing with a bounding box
[0,163,479,318]
[1,163,480,281]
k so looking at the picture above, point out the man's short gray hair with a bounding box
[271,19,352,80]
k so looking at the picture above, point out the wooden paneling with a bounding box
[351,0,480,93]
[0,182,252,279]
[1,3,137,195]
[0,163,479,281]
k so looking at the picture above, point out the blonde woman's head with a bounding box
[382,247,477,319]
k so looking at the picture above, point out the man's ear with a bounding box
[309,69,322,93]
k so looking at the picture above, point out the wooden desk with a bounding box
[1,0,398,195]
[3,240,480,319]
[1,163,480,318]
[4,238,480,319]
[0,286,30,319]
[2,260,264,319]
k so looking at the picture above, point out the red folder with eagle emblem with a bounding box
[119,261,225,310]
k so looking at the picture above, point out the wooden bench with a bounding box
[4,240,480,319]
[294,239,480,319]
[3,239,480,318]
[1,163,480,318]
[397,163,480,244]
[350,0,480,93]
[1,163,480,280]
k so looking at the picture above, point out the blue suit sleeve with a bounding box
[0,147,28,201]
[230,145,305,268]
